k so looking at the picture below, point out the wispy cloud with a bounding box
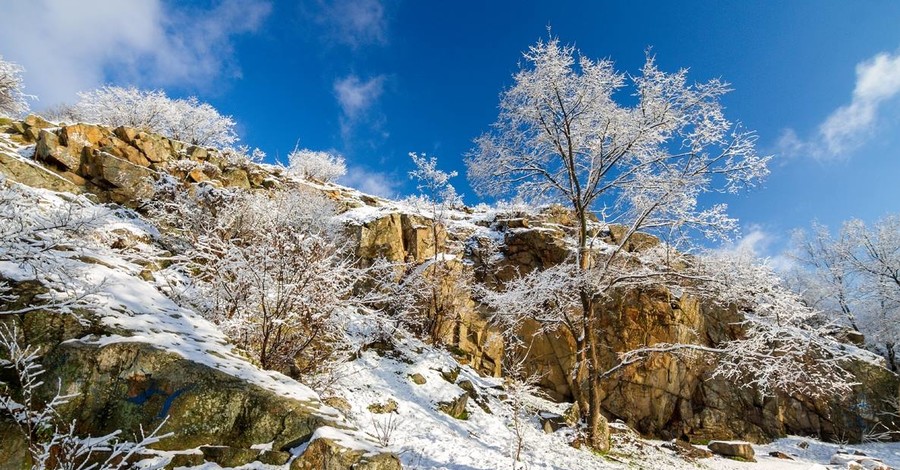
[334,74,386,140]
[716,226,795,271]
[779,50,900,160]
[334,75,385,119]
[0,0,271,106]
[311,0,388,48]
[339,166,399,198]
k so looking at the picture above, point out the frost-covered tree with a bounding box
[72,86,237,148]
[794,216,900,371]
[467,35,770,450]
[165,96,238,148]
[793,223,862,331]
[287,147,347,182]
[0,55,29,117]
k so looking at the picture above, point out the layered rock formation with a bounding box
[2,115,276,206]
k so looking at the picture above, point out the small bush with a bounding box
[287,147,347,182]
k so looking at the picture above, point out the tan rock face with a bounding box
[2,120,275,203]
[442,206,900,444]
[36,129,81,170]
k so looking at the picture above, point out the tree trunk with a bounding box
[887,342,897,373]
[583,293,610,452]
[588,374,610,451]
[574,206,611,451]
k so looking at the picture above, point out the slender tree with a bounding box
[402,153,465,342]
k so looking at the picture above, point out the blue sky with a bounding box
[2,1,900,259]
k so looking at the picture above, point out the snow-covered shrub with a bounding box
[0,55,29,117]
[147,181,359,375]
[72,86,237,148]
[221,145,265,166]
[287,148,347,182]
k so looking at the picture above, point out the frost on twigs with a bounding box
[0,55,30,117]
[698,251,858,399]
[0,176,105,321]
[72,86,237,148]
[792,216,900,373]
[146,179,360,379]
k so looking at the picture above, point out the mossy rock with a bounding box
[35,341,334,453]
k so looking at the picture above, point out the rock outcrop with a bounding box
[0,118,400,469]
[1,116,277,206]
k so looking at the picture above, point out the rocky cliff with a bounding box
[1,115,898,462]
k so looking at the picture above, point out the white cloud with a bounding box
[334,74,386,140]
[0,0,271,107]
[716,226,795,272]
[312,0,387,48]
[339,166,399,198]
[334,75,385,119]
[780,50,900,160]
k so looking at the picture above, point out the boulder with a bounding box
[438,392,468,419]
[59,124,107,152]
[131,131,172,163]
[707,441,755,462]
[409,373,427,385]
[323,396,352,414]
[660,439,713,460]
[367,399,398,414]
[0,150,85,194]
[88,150,155,202]
[291,429,400,470]
[23,114,54,130]
[258,450,292,465]
[539,412,567,433]
[35,129,81,170]
[221,168,251,189]
[199,446,262,467]
[43,341,334,452]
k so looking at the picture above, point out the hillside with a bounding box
[1,117,899,470]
